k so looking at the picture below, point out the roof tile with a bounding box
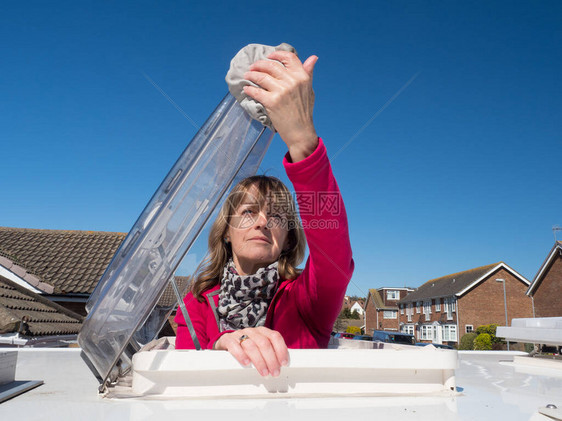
[398,262,503,303]
[368,289,396,310]
[0,227,126,294]
[0,275,83,336]
[157,276,191,308]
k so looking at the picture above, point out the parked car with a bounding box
[371,330,416,345]
[352,335,373,341]
[415,342,454,350]
[333,332,355,340]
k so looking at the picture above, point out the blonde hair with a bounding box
[191,175,306,301]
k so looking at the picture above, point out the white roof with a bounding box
[3,347,562,420]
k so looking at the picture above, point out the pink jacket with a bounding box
[175,138,354,349]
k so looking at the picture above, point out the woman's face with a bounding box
[225,185,289,276]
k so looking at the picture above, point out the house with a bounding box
[365,287,415,333]
[341,296,352,311]
[340,296,365,315]
[350,300,364,316]
[0,274,83,346]
[526,241,562,317]
[398,262,533,346]
[0,227,126,315]
[0,226,194,341]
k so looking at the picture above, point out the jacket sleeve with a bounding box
[283,138,354,335]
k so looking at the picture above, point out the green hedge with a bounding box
[473,333,492,350]
[476,324,502,344]
[459,332,478,350]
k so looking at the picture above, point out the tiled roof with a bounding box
[527,242,562,296]
[0,227,126,295]
[351,299,365,309]
[0,275,83,336]
[157,276,191,308]
[368,288,395,310]
[398,262,502,304]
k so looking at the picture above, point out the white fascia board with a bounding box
[527,244,561,296]
[455,263,530,298]
[0,265,43,294]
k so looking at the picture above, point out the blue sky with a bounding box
[1,1,560,298]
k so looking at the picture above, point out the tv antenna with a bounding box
[554,225,562,242]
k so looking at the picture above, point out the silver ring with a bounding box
[239,334,249,344]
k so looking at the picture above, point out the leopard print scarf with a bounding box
[217,259,279,331]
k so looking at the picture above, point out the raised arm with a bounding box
[284,139,354,335]
[244,50,354,337]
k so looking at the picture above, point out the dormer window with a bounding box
[387,290,400,300]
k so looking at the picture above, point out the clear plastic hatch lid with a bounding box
[78,93,274,385]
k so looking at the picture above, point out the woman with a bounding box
[175,51,354,378]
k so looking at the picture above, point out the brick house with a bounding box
[0,274,83,345]
[397,262,533,346]
[526,241,562,318]
[350,300,364,316]
[0,226,194,339]
[0,227,126,315]
[365,287,415,334]
[341,295,365,316]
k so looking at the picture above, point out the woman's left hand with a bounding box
[243,51,319,162]
[214,326,289,377]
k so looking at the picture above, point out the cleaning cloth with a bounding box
[225,43,296,131]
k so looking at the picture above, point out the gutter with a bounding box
[42,294,89,303]
[456,296,461,344]
[0,333,27,346]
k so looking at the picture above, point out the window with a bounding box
[407,303,413,322]
[401,324,415,335]
[423,300,432,321]
[435,298,441,312]
[442,324,458,342]
[451,297,456,312]
[383,310,397,319]
[387,290,400,300]
[420,325,434,341]
[416,301,421,314]
[444,298,453,320]
[400,304,404,315]
[465,325,473,334]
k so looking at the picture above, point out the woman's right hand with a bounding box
[243,51,319,162]
[213,326,289,377]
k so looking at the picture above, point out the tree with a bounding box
[459,332,478,350]
[340,308,352,319]
[333,315,345,332]
[476,324,502,345]
[350,309,360,320]
[346,326,361,335]
[473,333,492,350]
